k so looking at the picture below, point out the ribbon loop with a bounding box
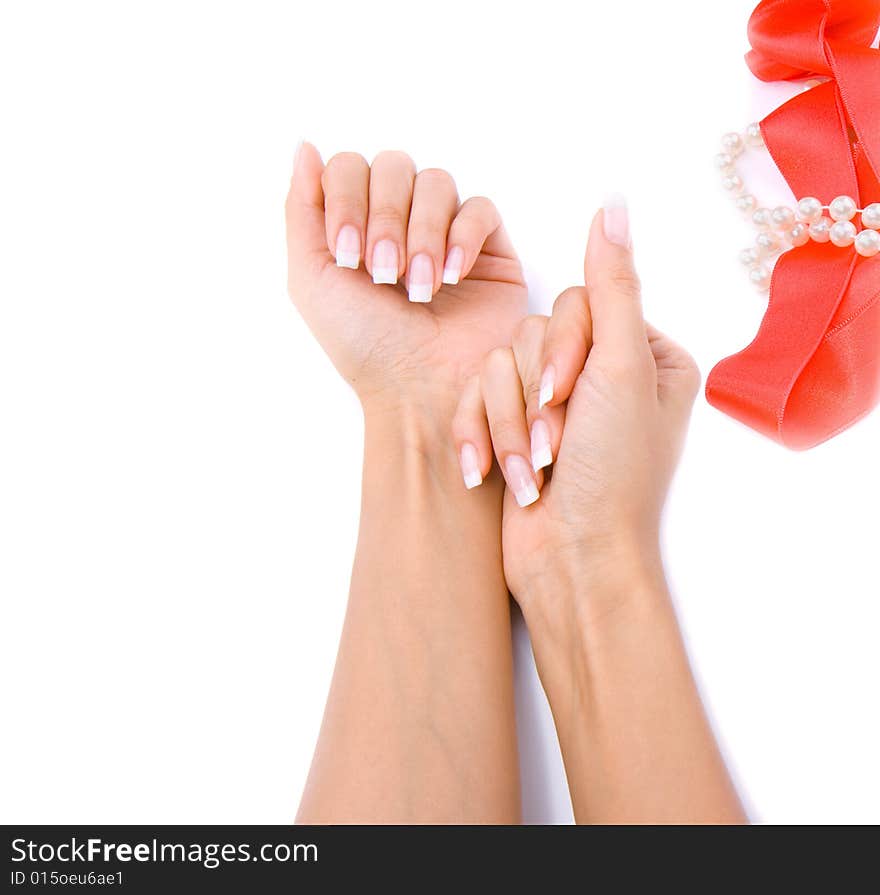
[707,0,880,449]
[746,0,880,80]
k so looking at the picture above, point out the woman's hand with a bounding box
[288,144,525,822]
[452,199,701,619]
[285,144,526,418]
[452,204,747,824]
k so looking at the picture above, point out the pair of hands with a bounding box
[286,143,700,614]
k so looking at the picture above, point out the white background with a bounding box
[1,0,878,824]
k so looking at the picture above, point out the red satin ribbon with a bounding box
[706,0,880,449]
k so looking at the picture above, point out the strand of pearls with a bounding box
[716,125,880,291]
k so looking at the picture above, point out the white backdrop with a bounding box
[1,0,878,824]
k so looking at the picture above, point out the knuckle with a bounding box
[481,346,515,382]
[371,149,415,173]
[552,286,587,314]
[329,196,366,219]
[523,379,542,407]
[604,352,651,382]
[679,353,703,394]
[597,264,642,298]
[325,151,369,172]
[462,195,496,215]
[513,313,548,346]
[417,167,456,192]
[489,416,523,443]
[368,203,405,228]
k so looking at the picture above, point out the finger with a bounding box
[321,151,370,270]
[646,323,702,413]
[537,286,593,409]
[365,150,416,286]
[285,142,329,298]
[510,315,564,473]
[443,196,517,286]
[451,375,493,490]
[405,168,459,303]
[583,196,652,358]
[481,347,540,508]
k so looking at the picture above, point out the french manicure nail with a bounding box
[538,367,555,409]
[505,455,540,508]
[372,239,399,285]
[459,442,483,490]
[530,420,553,472]
[408,253,434,303]
[442,246,464,285]
[602,192,631,248]
[335,224,361,269]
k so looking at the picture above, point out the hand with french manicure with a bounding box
[453,197,702,609]
[285,144,527,411]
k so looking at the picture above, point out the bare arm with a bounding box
[286,144,527,823]
[524,556,745,824]
[297,402,518,823]
[453,199,745,824]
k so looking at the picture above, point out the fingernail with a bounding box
[408,253,434,303]
[372,239,399,285]
[292,140,304,175]
[505,455,540,508]
[459,443,483,490]
[442,246,464,285]
[602,193,631,248]
[335,224,361,269]
[530,420,553,472]
[538,367,555,409]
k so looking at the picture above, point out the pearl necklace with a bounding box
[716,124,880,291]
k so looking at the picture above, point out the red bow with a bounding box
[706,0,880,449]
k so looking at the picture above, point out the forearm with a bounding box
[297,398,520,824]
[522,552,746,825]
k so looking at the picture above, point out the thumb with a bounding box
[285,142,329,300]
[582,195,650,359]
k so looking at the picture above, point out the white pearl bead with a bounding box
[749,265,771,291]
[735,194,757,214]
[861,203,880,230]
[752,208,772,229]
[756,232,781,255]
[745,122,764,147]
[721,132,745,157]
[809,218,832,242]
[788,223,810,247]
[797,197,823,223]
[854,228,880,257]
[721,174,745,196]
[714,152,735,173]
[771,206,796,230]
[739,247,760,266]
[829,195,857,222]
[829,220,857,247]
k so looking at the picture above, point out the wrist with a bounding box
[361,386,503,500]
[514,538,668,637]
[518,551,677,723]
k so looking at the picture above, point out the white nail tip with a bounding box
[372,267,398,285]
[532,445,553,472]
[442,268,460,285]
[336,251,360,270]
[463,469,483,490]
[514,483,540,508]
[538,382,553,409]
[408,284,433,303]
[602,191,628,210]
